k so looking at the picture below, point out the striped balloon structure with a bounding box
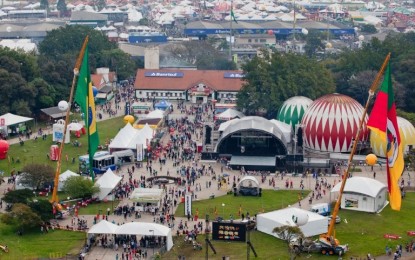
[370,116,415,157]
[301,93,368,153]
[277,96,313,130]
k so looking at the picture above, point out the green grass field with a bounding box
[0,222,85,260]
[0,117,125,175]
[175,190,307,219]
[170,192,415,259]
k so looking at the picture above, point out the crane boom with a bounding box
[320,53,391,247]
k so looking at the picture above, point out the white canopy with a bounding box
[216,108,245,121]
[257,207,327,238]
[130,188,165,204]
[94,168,122,200]
[140,123,154,141]
[269,119,292,142]
[146,109,165,119]
[331,176,386,198]
[58,170,79,191]
[67,122,83,131]
[115,222,173,251]
[237,176,259,187]
[0,113,33,126]
[88,220,118,234]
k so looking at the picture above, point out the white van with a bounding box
[310,203,331,216]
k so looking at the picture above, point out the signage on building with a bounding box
[224,72,244,78]
[212,221,247,242]
[145,72,184,78]
[184,194,192,216]
[0,117,4,127]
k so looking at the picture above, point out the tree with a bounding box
[28,200,54,222]
[304,30,325,58]
[40,0,49,10]
[56,0,67,17]
[360,24,377,34]
[1,203,42,232]
[63,176,100,199]
[273,225,305,260]
[20,164,54,191]
[238,51,335,117]
[2,189,34,204]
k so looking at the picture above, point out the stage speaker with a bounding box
[205,125,211,144]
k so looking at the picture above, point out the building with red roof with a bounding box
[134,69,244,103]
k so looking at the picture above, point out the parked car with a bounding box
[327,215,341,225]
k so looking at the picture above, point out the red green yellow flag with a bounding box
[367,62,404,211]
[75,45,99,181]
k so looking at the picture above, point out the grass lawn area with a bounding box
[332,192,415,258]
[170,192,415,259]
[0,117,125,175]
[175,190,308,219]
[163,231,291,260]
[0,221,85,260]
[77,200,121,215]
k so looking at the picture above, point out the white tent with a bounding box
[109,123,140,150]
[216,108,245,121]
[88,220,118,234]
[94,168,122,201]
[67,122,84,131]
[257,207,327,238]
[269,119,292,142]
[146,109,165,119]
[140,123,154,141]
[115,222,174,251]
[58,170,79,191]
[130,188,165,208]
[331,176,388,213]
[0,113,33,126]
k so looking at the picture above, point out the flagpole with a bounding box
[229,0,233,62]
[50,36,89,206]
[325,52,390,239]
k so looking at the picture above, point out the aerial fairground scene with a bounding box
[1,0,415,259]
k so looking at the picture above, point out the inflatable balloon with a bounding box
[0,140,10,160]
[365,153,377,166]
[123,115,135,124]
[292,211,309,226]
[58,100,69,111]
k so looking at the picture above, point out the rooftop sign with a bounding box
[224,72,244,78]
[145,72,184,78]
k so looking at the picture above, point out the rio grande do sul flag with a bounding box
[367,62,404,211]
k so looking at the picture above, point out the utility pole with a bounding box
[229,0,233,62]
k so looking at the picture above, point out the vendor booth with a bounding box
[154,100,171,111]
[215,108,245,121]
[0,113,33,138]
[94,169,122,201]
[87,221,174,251]
[236,176,260,196]
[331,176,388,213]
[132,102,153,115]
[130,188,165,211]
[257,207,328,238]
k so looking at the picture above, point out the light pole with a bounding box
[149,229,155,255]
[221,203,225,219]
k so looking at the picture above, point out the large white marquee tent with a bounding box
[331,176,388,213]
[257,207,327,238]
[87,221,173,251]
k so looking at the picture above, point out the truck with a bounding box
[310,203,330,216]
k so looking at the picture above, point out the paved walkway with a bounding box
[0,98,414,260]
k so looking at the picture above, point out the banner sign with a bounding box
[224,72,244,78]
[0,117,5,127]
[125,101,131,115]
[184,194,192,216]
[145,72,184,78]
[212,221,247,242]
[136,143,144,162]
[383,234,401,240]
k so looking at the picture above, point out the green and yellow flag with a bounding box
[75,45,99,180]
[231,9,238,23]
[367,62,404,210]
